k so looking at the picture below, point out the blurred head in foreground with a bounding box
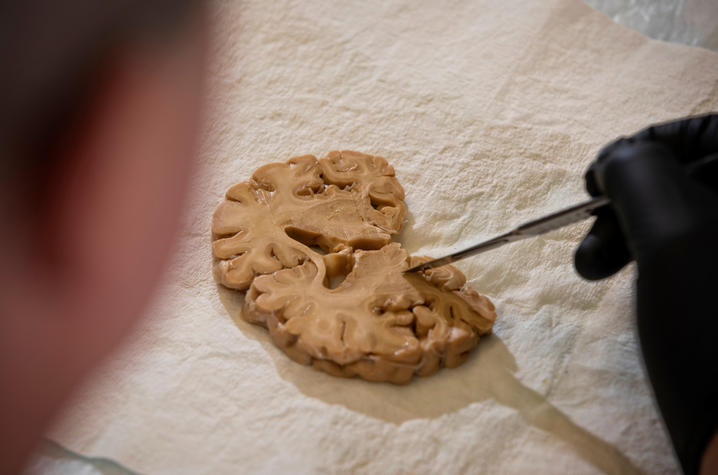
[0,1,207,471]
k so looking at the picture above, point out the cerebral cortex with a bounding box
[212,151,496,384]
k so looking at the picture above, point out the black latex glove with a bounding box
[574,113,718,475]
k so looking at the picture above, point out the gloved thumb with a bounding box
[574,207,631,280]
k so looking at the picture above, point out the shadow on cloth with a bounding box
[218,285,640,474]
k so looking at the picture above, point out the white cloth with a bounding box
[50,0,718,473]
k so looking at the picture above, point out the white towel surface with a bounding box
[50,0,718,473]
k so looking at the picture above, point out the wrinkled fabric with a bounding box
[49,0,718,473]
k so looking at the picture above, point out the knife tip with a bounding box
[403,264,424,273]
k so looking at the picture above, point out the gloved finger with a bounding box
[594,140,718,261]
[585,137,634,196]
[574,207,632,280]
[633,113,718,164]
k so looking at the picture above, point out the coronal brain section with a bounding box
[212,150,496,384]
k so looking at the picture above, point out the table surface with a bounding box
[586,0,718,51]
[23,1,718,474]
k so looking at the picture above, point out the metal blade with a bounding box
[404,196,609,273]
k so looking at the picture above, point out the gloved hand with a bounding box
[574,113,718,475]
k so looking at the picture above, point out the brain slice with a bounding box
[212,150,497,384]
[212,151,406,290]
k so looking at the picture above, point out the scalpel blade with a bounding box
[404,196,609,273]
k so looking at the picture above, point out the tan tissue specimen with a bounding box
[212,151,497,384]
